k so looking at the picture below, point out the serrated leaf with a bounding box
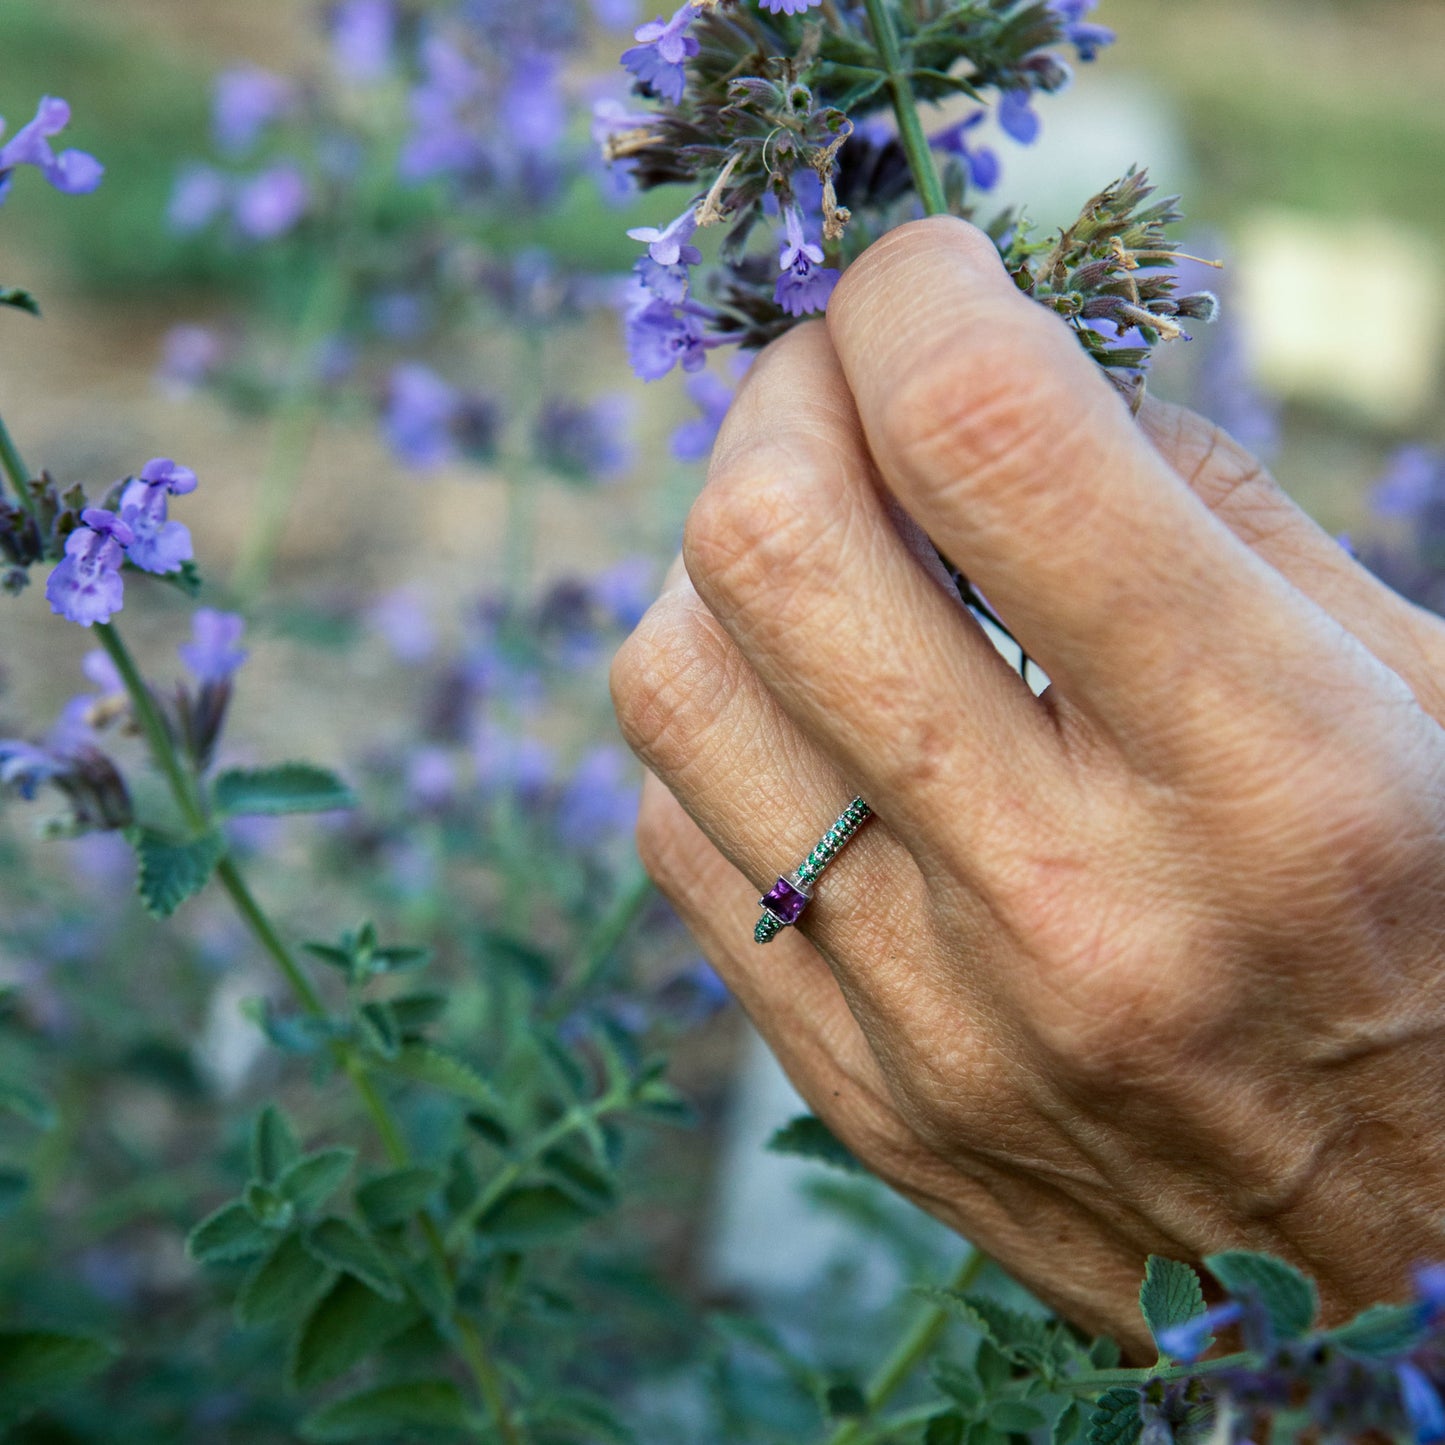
[1205,1250,1317,1341]
[289,1275,420,1390]
[476,1185,601,1246]
[304,1218,401,1300]
[1087,1388,1142,1445]
[0,286,40,317]
[252,1106,302,1184]
[919,1288,1050,1364]
[356,1167,442,1230]
[213,763,355,817]
[1139,1256,1207,1358]
[767,1114,864,1174]
[188,1200,273,1264]
[975,1340,1009,1393]
[0,1082,56,1130]
[0,1331,116,1427]
[127,826,225,918]
[930,1361,982,1412]
[299,1379,473,1441]
[1328,1302,1426,1357]
[236,1232,335,1328]
[825,1383,868,1420]
[373,1044,500,1110]
[279,1148,356,1215]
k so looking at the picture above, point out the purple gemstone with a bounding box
[760,876,810,926]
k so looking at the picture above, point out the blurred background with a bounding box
[1,0,1443,1435]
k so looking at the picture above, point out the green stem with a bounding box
[230,260,351,601]
[551,865,655,1015]
[826,1248,989,1445]
[0,409,36,515]
[860,0,949,217]
[97,620,523,1444]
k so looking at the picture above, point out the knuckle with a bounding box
[609,599,738,770]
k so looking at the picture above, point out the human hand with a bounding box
[610,217,1445,1351]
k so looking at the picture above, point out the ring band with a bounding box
[754,796,873,944]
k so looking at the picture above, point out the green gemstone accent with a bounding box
[755,797,872,943]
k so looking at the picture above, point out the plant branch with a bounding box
[0,409,37,517]
[860,0,948,217]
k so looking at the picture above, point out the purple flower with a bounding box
[592,556,657,630]
[671,370,733,460]
[45,512,134,627]
[0,740,66,799]
[759,0,823,12]
[399,36,488,185]
[168,166,231,235]
[405,745,459,810]
[556,746,640,848]
[117,480,192,575]
[775,203,839,317]
[931,113,1000,191]
[1156,1301,1243,1364]
[625,300,711,381]
[212,68,294,156]
[233,163,310,241]
[1372,447,1441,520]
[534,395,636,482]
[628,205,703,300]
[179,609,249,684]
[622,5,700,105]
[383,363,461,469]
[504,52,568,156]
[365,588,437,663]
[329,0,396,83]
[1398,1364,1445,1445]
[0,97,103,205]
[157,325,225,396]
[1050,0,1114,61]
[593,0,638,28]
[998,89,1041,145]
[138,457,200,496]
[473,722,555,801]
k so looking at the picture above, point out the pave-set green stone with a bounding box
[754,796,873,945]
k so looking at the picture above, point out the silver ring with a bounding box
[754,796,872,944]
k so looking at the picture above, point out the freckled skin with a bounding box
[612,219,1445,1351]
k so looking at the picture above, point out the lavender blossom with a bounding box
[556,746,640,848]
[212,68,294,156]
[157,325,225,397]
[671,370,733,460]
[168,165,231,235]
[534,395,636,482]
[1398,1364,1445,1445]
[329,0,396,83]
[622,5,700,105]
[998,89,1042,145]
[759,0,824,12]
[179,610,249,684]
[1050,0,1115,61]
[0,97,103,203]
[399,35,488,185]
[365,588,438,664]
[1157,1301,1244,1364]
[628,206,702,269]
[45,511,133,627]
[116,459,198,576]
[931,113,1001,192]
[775,203,839,317]
[233,163,310,241]
[625,298,710,380]
[383,363,460,469]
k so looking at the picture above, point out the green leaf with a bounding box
[1328,1302,1427,1357]
[244,1182,297,1231]
[299,1380,473,1441]
[1053,1402,1086,1445]
[127,826,225,918]
[302,942,354,971]
[1087,1388,1142,1445]
[0,1167,29,1217]
[930,1361,982,1413]
[530,1392,634,1444]
[925,1415,968,1445]
[476,1185,601,1246]
[0,286,41,317]
[369,945,431,973]
[824,1383,868,1420]
[356,1167,442,1231]
[919,1289,1050,1364]
[990,1401,1046,1433]
[279,1148,356,1215]
[0,1331,116,1427]
[0,1082,56,1130]
[767,1114,864,1174]
[373,1044,500,1110]
[974,1340,1009,1394]
[304,1218,401,1300]
[213,763,355,817]
[1204,1250,1317,1341]
[290,1275,420,1390]
[388,992,448,1036]
[541,1146,617,1210]
[252,1106,302,1185]
[188,1200,273,1264]
[357,1001,400,1060]
[1139,1256,1207,1358]
[236,1232,335,1328]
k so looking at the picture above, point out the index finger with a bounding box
[825,218,1362,764]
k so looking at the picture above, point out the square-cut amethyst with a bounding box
[759,875,810,926]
